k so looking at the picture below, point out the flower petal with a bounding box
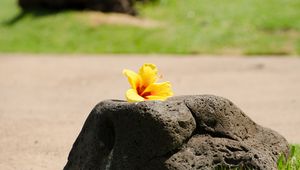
[123,69,141,89]
[125,89,145,102]
[146,95,169,101]
[139,63,158,87]
[143,81,173,100]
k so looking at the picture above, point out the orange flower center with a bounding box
[137,85,152,99]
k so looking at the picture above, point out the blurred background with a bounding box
[1,0,300,55]
[0,0,300,170]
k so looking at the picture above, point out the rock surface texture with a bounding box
[64,95,289,170]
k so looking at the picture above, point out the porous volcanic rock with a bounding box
[64,95,289,170]
[18,0,136,15]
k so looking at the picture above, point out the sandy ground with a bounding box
[0,54,299,170]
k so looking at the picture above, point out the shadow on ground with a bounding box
[3,9,62,26]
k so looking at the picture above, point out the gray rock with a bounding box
[64,95,289,170]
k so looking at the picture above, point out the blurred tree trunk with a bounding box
[18,0,137,15]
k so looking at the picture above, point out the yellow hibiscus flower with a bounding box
[123,63,173,102]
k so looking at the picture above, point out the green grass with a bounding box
[0,0,300,54]
[278,145,300,170]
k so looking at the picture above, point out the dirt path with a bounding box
[0,54,299,170]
